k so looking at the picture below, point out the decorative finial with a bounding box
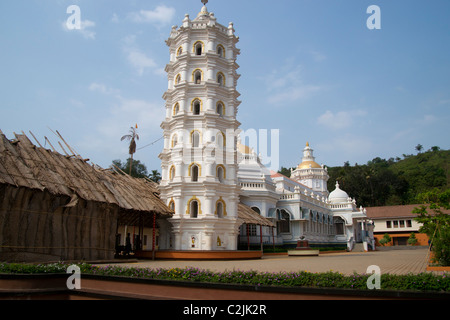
[201,0,208,5]
[306,142,310,147]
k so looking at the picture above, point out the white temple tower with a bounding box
[290,142,329,197]
[159,1,242,251]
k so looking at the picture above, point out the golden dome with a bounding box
[297,160,321,169]
[237,142,253,154]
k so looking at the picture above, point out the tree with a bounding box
[415,144,423,153]
[149,170,162,183]
[121,125,140,175]
[379,233,392,246]
[112,159,148,178]
[407,232,418,246]
[278,167,293,178]
[413,189,450,266]
[430,146,441,152]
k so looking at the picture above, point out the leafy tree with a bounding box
[379,233,392,246]
[415,144,423,153]
[407,232,418,246]
[149,170,162,183]
[121,125,140,175]
[326,149,449,207]
[413,189,450,266]
[430,146,441,152]
[112,159,148,179]
[278,166,294,178]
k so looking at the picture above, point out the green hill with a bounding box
[325,149,449,207]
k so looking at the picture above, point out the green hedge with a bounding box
[1,263,449,292]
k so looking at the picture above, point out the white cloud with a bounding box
[128,5,176,26]
[121,35,161,76]
[264,62,322,105]
[89,82,119,95]
[268,85,321,105]
[111,13,119,23]
[310,50,327,62]
[422,114,437,125]
[62,19,96,40]
[127,50,157,75]
[79,20,96,39]
[317,109,367,130]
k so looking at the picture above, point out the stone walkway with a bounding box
[108,247,433,276]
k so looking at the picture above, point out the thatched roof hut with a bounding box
[237,203,274,227]
[0,131,172,262]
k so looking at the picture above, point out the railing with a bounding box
[238,235,283,246]
[240,182,264,189]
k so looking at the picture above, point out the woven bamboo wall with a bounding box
[0,185,118,262]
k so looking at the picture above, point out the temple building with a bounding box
[158,2,243,251]
[156,1,374,252]
[238,142,375,251]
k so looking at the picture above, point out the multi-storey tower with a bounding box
[159,2,242,250]
[290,143,330,197]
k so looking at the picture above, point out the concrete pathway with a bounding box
[107,247,432,276]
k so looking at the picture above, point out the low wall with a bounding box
[134,250,263,260]
[1,273,448,300]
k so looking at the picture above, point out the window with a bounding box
[277,210,291,233]
[194,41,203,56]
[217,72,225,86]
[191,164,199,182]
[193,102,201,115]
[191,99,202,115]
[216,201,225,218]
[216,165,225,182]
[407,220,412,228]
[334,217,345,235]
[399,220,405,228]
[248,224,257,236]
[173,103,180,116]
[169,166,175,181]
[251,207,261,215]
[216,102,224,116]
[217,44,225,58]
[393,220,399,228]
[335,223,344,235]
[186,197,202,217]
[177,46,183,56]
[190,200,199,218]
[191,131,200,147]
[386,221,392,229]
[175,74,181,85]
[216,132,225,148]
[171,134,178,148]
[193,70,202,84]
[168,199,175,211]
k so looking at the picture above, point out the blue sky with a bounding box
[1,0,449,172]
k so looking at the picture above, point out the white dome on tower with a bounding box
[329,182,349,204]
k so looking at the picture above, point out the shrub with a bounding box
[1,263,449,292]
[379,233,392,246]
[408,232,418,246]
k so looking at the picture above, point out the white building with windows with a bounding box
[159,3,242,251]
[158,2,374,252]
[237,142,374,251]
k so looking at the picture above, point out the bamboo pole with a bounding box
[260,225,263,254]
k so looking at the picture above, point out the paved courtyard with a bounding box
[109,247,433,275]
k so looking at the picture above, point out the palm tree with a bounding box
[121,125,140,175]
[149,170,162,183]
[415,144,423,153]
